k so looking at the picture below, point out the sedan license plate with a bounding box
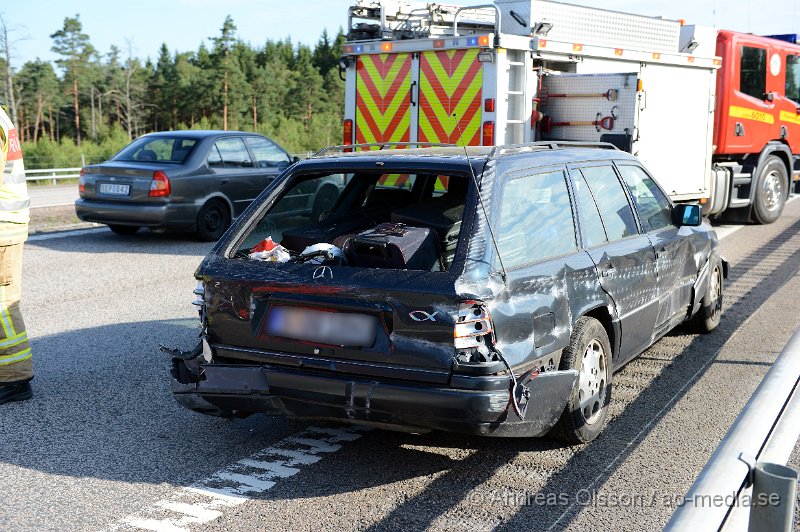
[265,306,378,347]
[99,183,131,196]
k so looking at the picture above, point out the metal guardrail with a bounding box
[666,327,800,531]
[25,168,82,184]
[22,153,319,185]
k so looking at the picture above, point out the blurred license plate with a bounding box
[99,183,130,195]
[265,306,378,347]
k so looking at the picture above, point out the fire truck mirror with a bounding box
[764,91,775,102]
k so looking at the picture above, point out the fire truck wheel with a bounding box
[752,156,788,225]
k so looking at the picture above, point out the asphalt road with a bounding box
[28,184,80,209]
[1,201,799,531]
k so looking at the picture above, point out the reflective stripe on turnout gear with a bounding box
[0,107,30,229]
[0,346,31,366]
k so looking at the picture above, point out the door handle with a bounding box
[656,247,667,259]
[410,81,417,106]
[600,264,617,277]
[221,179,230,185]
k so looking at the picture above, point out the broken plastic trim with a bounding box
[452,300,528,419]
[160,342,202,361]
[500,353,531,420]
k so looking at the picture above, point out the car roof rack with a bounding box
[489,141,620,158]
[314,142,458,157]
[312,140,620,159]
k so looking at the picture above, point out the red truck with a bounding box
[340,1,799,223]
[714,31,800,223]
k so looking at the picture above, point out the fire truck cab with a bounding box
[339,0,799,223]
[713,31,800,223]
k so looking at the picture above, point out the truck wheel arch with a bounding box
[752,142,792,198]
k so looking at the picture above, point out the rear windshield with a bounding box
[234,171,470,272]
[112,136,197,164]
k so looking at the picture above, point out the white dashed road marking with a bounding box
[114,426,369,531]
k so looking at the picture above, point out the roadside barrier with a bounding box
[25,168,82,184]
[666,327,800,531]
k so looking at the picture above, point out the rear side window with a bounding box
[213,138,253,168]
[572,172,608,248]
[497,170,577,269]
[787,55,800,103]
[740,46,767,100]
[617,165,673,232]
[579,166,638,241]
[245,137,291,168]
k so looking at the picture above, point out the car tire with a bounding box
[689,257,724,334]
[311,185,339,222]
[752,156,788,225]
[108,224,140,235]
[549,317,613,444]
[196,199,231,242]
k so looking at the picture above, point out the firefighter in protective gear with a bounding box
[0,103,33,405]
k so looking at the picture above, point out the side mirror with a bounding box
[292,156,300,163]
[764,92,775,102]
[673,204,702,227]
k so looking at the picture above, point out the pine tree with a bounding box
[50,15,96,146]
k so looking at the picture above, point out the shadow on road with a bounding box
[3,218,800,531]
[0,319,307,486]
[356,216,800,531]
[25,229,215,257]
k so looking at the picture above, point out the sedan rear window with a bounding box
[112,137,197,164]
[234,171,469,271]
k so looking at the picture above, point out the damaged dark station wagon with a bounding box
[171,142,728,443]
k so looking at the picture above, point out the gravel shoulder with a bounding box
[28,205,99,235]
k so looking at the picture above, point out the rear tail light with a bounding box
[454,301,498,363]
[149,170,171,197]
[192,281,205,307]
[343,119,354,152]
[79,168,86,194]
[482,121,494,146]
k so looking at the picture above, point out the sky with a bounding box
[2,0,798,67]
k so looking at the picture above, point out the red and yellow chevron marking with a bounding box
[376,174,451,191]
[356,54,412,149]
[377,174,413,189]
[418,49,483,146]
[377,174,450,192]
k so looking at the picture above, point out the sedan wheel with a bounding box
[196,200,231,242]
[578,339,607,424]
[549,316,613,444]
[108,224,140,236]
[690,258,724,334]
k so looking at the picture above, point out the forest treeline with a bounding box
[0,15,346,168]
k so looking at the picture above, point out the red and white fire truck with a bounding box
[339,0,800,223]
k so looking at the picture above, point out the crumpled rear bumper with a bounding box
[171,358,577,437]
